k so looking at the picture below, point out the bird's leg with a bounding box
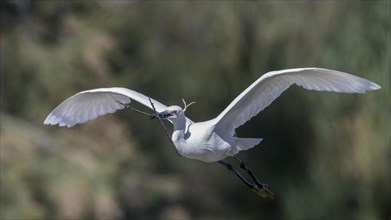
[233,156,268,187]
[232,156,274,199]
[218,160,274,199]
[218,161,256,189]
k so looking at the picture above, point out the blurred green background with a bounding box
[1,1,390,220]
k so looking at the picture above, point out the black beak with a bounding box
[150,110,172,120]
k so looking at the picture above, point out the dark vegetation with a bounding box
[1,1,390,219]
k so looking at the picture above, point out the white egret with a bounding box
[44,68,381,198]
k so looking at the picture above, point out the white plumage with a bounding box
[44,68,380,162]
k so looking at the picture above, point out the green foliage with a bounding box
[1,1,390,219]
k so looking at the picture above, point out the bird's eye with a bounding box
[173,110,177,114]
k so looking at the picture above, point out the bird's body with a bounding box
[173,118,232,162]
[168,114,261,162]
[44,67,380,198]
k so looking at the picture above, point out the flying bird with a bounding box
[44,68,381,198]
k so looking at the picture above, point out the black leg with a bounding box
[218,160,274,199]
[233,156,269,189]
[218,161,255,189]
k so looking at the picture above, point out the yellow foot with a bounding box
[252,185,275,199]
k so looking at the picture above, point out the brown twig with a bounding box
[117,98,180,156]
[119,99,180,156]
[148,98,181,157]
[130,107,153,117]
[117,101,153,117]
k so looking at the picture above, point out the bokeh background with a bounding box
[1,1,390,220]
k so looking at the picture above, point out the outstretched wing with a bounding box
[213,68,381,135]
[44,87,192,127]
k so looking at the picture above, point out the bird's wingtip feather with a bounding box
[369,82,381,90]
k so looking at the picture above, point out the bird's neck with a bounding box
[171,116,186,147]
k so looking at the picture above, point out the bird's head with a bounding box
[151,105,184,120]
[150,99,195,120]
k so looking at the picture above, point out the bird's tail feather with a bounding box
[236,138,263,151]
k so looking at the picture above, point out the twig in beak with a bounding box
[149,98,181,157]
